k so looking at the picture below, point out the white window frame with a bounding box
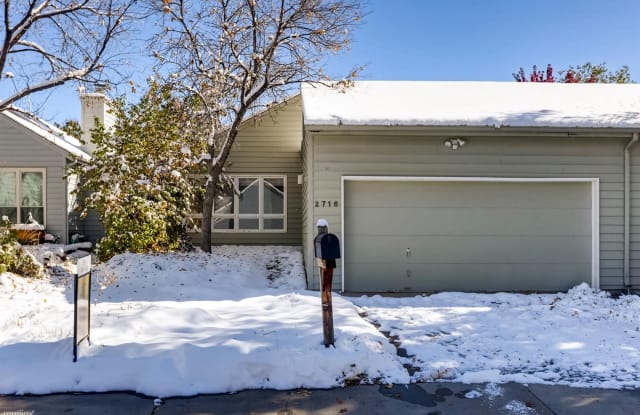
[190,174,287,233]
[0,168,47,226]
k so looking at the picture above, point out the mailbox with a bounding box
[314,233,341,260]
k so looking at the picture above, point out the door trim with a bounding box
[340,176,600,292]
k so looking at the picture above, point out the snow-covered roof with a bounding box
[1,108,91,161]
[301,81,640,129]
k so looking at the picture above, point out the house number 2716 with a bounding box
[315,200,339,208]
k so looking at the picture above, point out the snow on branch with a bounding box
[149,0,362,251]
[0,0,138,111]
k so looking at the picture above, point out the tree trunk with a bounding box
[200,162,222,253]
[198,109,248,253]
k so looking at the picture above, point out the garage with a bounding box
[342,178,598,293]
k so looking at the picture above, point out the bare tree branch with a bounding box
[0,0,139,111]
[149,0,363,251]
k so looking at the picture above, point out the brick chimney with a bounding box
[79,86,114,155]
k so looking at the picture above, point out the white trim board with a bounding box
[340,176,600,292]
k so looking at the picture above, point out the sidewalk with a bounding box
[2,382,640,415]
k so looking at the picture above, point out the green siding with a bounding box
[305,133,626,291]
[628,143,640,289]
[301,133,313,288]
[193,97,304,246]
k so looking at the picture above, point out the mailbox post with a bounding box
[314,219,340,347]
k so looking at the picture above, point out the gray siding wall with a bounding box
[302,132,313,287]
[193,97,304,246]
[0,115,69,243]
[80,208,104,245]
[305,132,628,291]
[628,144,640,289]
[68,187,104,245]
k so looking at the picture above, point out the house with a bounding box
[0,108,88,244]
[6,81,639,294]
[0,91,110,244]
[208,81,640,294]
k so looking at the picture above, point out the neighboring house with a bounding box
[202,81,640,294]
[0,109,90,244]
[0,91,110,244]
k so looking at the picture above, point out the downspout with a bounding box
[624,133,638,293]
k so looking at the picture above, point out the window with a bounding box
[0,169,45,225]
[190,175,286,233]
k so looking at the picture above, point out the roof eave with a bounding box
[304,122,640,137]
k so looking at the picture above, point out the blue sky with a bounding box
[329,0,640,81]
[22,0,640,123]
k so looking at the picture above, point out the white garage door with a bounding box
[343,179,596,293]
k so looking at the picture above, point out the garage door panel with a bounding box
[343,263,414,292]
[344,262,591,292]
[345,207,591,237]
[344,180,593,292]
[407,235,591,263]
[345,235,591,264]
[345,181,591,209]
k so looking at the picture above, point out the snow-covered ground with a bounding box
[354,286,640,389]
[0,246,406,396]
[1,245,639,397]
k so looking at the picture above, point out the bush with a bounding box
[95,197,180,261]
[0,215,16,245]
[70,82,203,261]
[0,216,43,278]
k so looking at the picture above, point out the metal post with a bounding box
[73,252,92,362]
[73,274,79,363]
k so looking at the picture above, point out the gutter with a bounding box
[624,133,638,292]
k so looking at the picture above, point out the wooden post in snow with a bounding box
[314,219,340,348]
[320,266,335,347]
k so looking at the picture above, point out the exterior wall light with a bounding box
[444,138,466,150]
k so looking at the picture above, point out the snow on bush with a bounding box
[549,283,640,323]
[0,217,43,278]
